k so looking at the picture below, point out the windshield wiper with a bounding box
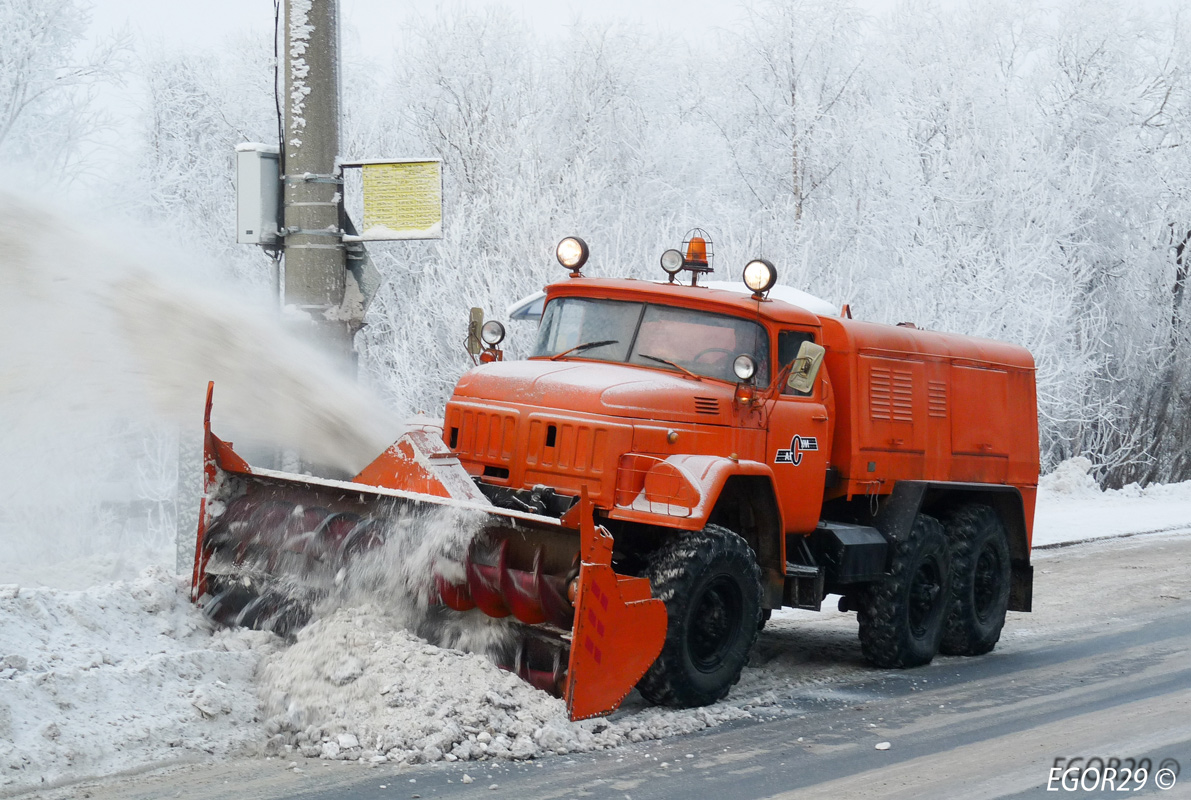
[550,339,619,360]
[639,353,702,380]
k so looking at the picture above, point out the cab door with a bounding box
[766,329,830,533]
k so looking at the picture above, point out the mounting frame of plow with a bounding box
[190,382,667,720]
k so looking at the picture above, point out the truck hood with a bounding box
[451,359,734,424]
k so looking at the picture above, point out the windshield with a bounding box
[532,297,771,385]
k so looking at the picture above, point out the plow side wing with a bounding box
[191,382,249,600]
[352,428,490,503]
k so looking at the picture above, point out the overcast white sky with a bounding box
[88,0,873,57]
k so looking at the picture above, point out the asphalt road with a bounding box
[44,533,1191,800]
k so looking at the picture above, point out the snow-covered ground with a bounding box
[0,569,278,793]
[3,460,1190,795]
[1033,457,1191,547]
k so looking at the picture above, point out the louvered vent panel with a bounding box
[891,370,914,422]
[870,367,914,422]
[459,409,516,462]
[694,397,720,415]
[461,409,476,453]
[870,368,893,421]
[928,380,947,418]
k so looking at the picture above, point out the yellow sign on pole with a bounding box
[342,159,443,240]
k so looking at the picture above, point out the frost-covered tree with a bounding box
[121,37,279,289]
[0,0,126,180]
[343,0,1191,486]
[713,0,864,218]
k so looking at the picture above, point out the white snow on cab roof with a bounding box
[507,290,546,320]
[700,280,839,317]
[506,282,838,322]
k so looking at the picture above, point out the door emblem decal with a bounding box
[775,435,818,466]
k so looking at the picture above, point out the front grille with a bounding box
[694,397,720,415]
[456,409,516,462]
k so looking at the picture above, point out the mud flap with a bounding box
[1010,560,1033,612]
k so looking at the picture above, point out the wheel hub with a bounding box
[908,560,942,637]
[972,543,1001,620]
[688,575,743,671]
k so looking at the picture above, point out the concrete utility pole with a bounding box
[283,0,352,368]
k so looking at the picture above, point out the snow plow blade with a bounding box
[190,382,666,720]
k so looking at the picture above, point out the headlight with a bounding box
[481,320,506,346]
[743,258,777,296]
[733,354,757,381]
[660,248,684,276]
[556,237,589,271]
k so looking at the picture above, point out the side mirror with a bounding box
[787,341,826,394]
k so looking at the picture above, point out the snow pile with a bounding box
[0,567,278,792]
[258,605,749,765]
[1033,458,1191,546]
[256,501,750,765]
[1037,456,1101,496]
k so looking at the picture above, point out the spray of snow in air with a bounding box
[0,192,402,582]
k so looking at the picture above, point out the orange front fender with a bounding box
[607,454,775,531]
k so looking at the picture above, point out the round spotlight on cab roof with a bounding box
[556,236,589,273]
[743,258,777,298]
[480,320,506,347]
[660,248,684,279]
[733,354,757,381]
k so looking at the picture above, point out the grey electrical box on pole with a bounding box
[282,0,352,366]
[235,143,281,246]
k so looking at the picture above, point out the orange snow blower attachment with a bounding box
[191,382,666,720]
[432,487,668,720]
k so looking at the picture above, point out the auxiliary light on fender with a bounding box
[481,320,506,346]
[733,354,757,381]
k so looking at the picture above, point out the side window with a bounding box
[778,330,815,396]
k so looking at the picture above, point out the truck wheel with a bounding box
[858,513,950,668]
[940,505,1011,656]
[636,525,762,707]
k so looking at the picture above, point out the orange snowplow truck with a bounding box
[192,234,1038,722]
